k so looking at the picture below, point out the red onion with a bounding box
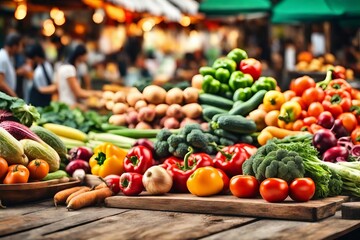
[322,146,349,163]
[65,159,90,175]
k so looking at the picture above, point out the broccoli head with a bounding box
[156,129,172,141]
[219,137,235,146]
[181,123,202,136]
[167,134,186,148]
[186,129,208,150]
[204,133,219,144]
[154,140,171,158]
[172,142,190,159]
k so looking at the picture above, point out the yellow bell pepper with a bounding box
[263,90,286,112]
[89,143,127,178]
[186,166,223,197]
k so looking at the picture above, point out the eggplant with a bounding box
[312,129,337,153]
[65,159,90,175]
[322,146,349,162]
[330,119,349,139]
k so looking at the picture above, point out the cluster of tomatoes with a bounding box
[229,176,316,203]
[0,157,49,184]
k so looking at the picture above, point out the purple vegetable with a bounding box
[322,146,349,162]
[317,112,334,129]
[133,138,154,153]
[68,146,93,162]
[0,110,16,122]
[351,145,360,157]
[65,159,90,175]
[0,120,43,142]
[330,119,349,139]
[313,129,338,153]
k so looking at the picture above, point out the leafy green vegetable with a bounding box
[37,102,109,133]
[0,91,40,127]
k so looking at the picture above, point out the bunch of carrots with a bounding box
[54,183,113,210]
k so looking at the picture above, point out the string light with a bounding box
[92,8,104,24]
[180,16,191,27]
[43,19,55,36]
[14,2,27,20]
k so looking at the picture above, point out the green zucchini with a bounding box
[212,113,230,122]
[42,170,68,181]
[228,90,267,116]
[213,129,253,144]
[215,115,257,134]
[199,93,234,110]
[202,106,228,122]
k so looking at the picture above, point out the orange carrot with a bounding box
[65,187,91,205]
[53,186,86,207]
[66,187,113,211]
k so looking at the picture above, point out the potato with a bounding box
[143,85,167,104]
[135,122,152,129]
[134,100,147,111]
[148,104,156,109]
[126,111,139,125]
[138,107,156,122]
[105,101,115,111]
[163,117,180,129]
[109,114,126,126]
[247,109,267,131]
[112,103,128,114]
[183,87,199,103]
[127,92,144,107]
[155,104,169,117]
[191,74,203,90]
[181,103,202,119]
[165,88,183,105]
[166,104,184,119]
[103,91,114,100]
[113,91,126,103]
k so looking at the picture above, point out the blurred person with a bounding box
[153,48,176,85]
[25,43,57,107]
[56,44,101,108]
[0,33,23,96]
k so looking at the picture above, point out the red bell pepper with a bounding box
[332,66,346,80]
[326,79,352,94]
[239,58,262,80]
[217,168,230,194]
[124,146,154,174]
[322,90,352,117]
[213,144,251,177]
[119,172,143,196]
[164,147,213,193]
[233,143,257,157]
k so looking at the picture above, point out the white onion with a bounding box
[142,166,173,195]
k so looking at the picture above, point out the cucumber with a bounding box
[199,93,234,110]
[228,90,267,116]
[42,170,68,181]
[212,113,230,122]
[215,115,257,134]
[213,129,253,144]
[202,106,227,122]
[31,126,67,158]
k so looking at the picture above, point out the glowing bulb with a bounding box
[180,16,190,27]
[54,16,65,26]
[43,19,55,37]
[14,4,27,20]
[92,9,104,24]
[61,35,70,45]
[50,8,59,19]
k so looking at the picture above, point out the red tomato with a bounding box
[230,175,259,198]
[290,76,316,96]
[217,168,230,194]
[27,159,49,180]
[289,178,315,202]
[283,90,296,102]
[260,178,289,203]
[303,116,318,126]
[307,102,324,118]
[0,157,8,181]
[302,87,325,108]
[337,113,357,133]
[290,96,307,111]
[292,120,305,131]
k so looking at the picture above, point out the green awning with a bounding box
[199,0,271,16]
[272,0,360,23]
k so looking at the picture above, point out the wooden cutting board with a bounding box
[342,201,360,219]
[105,194,349,222]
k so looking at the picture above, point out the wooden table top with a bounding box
[1,199,360,240]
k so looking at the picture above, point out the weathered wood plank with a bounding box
[45,210,256,240]
[105,194,348,221]
[0,200,53,220]
[2,206,128,240]
[342,202,360,219]
[202,212,360,240]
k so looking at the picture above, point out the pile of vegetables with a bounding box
[101,85,202,129]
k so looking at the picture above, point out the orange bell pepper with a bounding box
[186,166,223,197]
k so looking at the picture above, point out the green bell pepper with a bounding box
[219,83,233,99]
[257,76,277,90]
[233,87,253,102]
[199,66,216,77]
[212,57,237,73]
[229,71,253,91]
[227,48,248,64]
[215,68,230,83]
[202,75,221,94]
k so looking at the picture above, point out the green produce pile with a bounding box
[37,102,110,133]
[243,134,360,198]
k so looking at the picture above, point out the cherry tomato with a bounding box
[290,76,316,96]
[302,87,325,108]
[217,168,230,194]
[27,159,49,180]
[307,102,324,118]
[260,178,289,203]
[230,175,259,198]
[290,96,307,110]
[3,165,30,184]
[303,116,318,126]
[337,113,357,133]
[283,90,296,102]
[289,178,315,202]
[292,120,305,131]
[0,157,8,181]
